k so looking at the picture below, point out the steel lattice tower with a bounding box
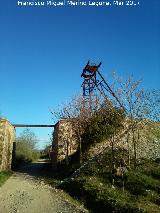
[81,61,123,114]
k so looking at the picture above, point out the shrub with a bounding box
[81,106,125,155]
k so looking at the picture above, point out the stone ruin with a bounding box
[51,119,78,167]
[51,119,160,168]
[0,118,15,171]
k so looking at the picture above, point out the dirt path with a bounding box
[0,161,87,213]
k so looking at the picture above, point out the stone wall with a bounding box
[0,118,15,171]
[51,119,160,168]
[51,119,78,167]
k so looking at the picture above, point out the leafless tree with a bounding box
[50,96,100,164]
[112,73,160,167]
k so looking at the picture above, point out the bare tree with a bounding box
[50,96,96,164]
[51,95,125,164]
[112,74,160,167]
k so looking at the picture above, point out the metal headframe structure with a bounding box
[81,61,124,113]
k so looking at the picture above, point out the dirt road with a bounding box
[0,161,87,213]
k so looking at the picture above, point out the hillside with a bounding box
[49,115,160,212]
[58,150,160,213]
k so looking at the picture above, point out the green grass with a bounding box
[124,171,160,195]
[60,175,140,212]
[56,153,160,213]
[0,171,12,187]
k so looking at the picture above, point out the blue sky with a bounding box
[0,0,159,148]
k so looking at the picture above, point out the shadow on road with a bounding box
[14,159,53,180]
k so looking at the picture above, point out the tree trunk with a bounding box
[111,132,116,186]
[132,128,137,168]
[127,133,131,168]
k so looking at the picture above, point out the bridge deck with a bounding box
[12,124,55,128]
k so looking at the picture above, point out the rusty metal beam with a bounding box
[12,124,55,128]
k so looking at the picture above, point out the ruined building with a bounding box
[51,119,78,167]
[0,118,15,171]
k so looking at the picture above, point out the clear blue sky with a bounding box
[0,0,159,148]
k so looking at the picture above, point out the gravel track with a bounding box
[0,162,87,213]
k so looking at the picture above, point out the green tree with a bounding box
[81,101,125,159]
[15,129,40,163]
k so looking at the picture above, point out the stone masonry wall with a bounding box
[51,119,78,166]
[51,119,160,168]
[0,118,15,171]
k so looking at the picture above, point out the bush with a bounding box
[81,106,125,155]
